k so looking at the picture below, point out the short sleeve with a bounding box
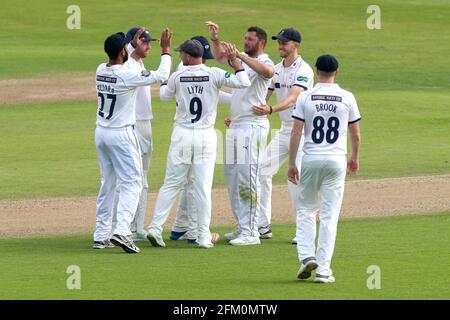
[348,93,361,123]
[268,77,275,91]
[292,93,306,122]
[293,67,314,91]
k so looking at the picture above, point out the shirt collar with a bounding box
[316,82,339,87]
[282,55,302,69]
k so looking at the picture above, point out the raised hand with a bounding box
[160,28,172,52]
[205,21,220,40]
[222,42,238,61]
[132,27,145,48]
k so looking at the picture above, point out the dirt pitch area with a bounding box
[1,174,449,238]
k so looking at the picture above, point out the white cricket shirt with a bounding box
[160,64,250,129]
[269,56,314,123]
[95,54,170,128]
[230,53,274,128]
[124,57,153,121]
[292,83,361,155]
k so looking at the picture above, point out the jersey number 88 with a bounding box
[312,116,340,144]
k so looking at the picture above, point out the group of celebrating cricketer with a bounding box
[93,21,361,283]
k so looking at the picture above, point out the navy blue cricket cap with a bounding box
[125,27,158,43]
[315,54,339,72]
[272,28,301,43]
[104,32,127,58]
[191,35,214,60]
[174,39,204,58]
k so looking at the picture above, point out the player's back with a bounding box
[168,64,223,129]
[95,63,139,128]
[295,83,360,156]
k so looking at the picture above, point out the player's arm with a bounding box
[253,86,304,115]
[159,73,176,101]
[146,28,172,82]
[288,119,304,185]
[347,121,361,175]
[266,88,274,101]
[288,95,306,184]
[205,21,228,65]
[236,52,274,79]
[126,29,172,87]
[217,43,251,89]
[219,91,232,105]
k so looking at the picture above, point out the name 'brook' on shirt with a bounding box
[315,103,337,113]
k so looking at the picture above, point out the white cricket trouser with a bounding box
[295,154,347,276]
[224,124,269,237]
[94,126,143,241]
[147,125,217,243]
[110,120,152,235]
[172,177,198,239]
[131,120,153,234]
[258,121,304,228]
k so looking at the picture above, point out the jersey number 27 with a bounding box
[98,93,116,120]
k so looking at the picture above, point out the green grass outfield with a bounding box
[0,213,449,299]
[1,0,449,198]
[1,0,450,91]
[1,88,449,198]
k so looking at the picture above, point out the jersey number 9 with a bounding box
[190,97,203,123]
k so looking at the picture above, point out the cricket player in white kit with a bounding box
[288,55,361,283]
[93,29,172,253]
[146,39,251,249]
[170,36,220,243]
[206,21,275,246]
[252,28,314,243]
[110,27,163,242]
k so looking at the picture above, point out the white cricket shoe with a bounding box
[224,228,241,240]
[110,234,140,254]
[93,240,115,249]
[258,225,272,239]
[315,274,336,283]
[198,240,214,249]
[229,235,261,246]
[297,257,318,279]
[291,237,297,245]
[146,230,166,247]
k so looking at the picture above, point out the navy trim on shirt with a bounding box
[348,117,361,124]
[293,84,308,90]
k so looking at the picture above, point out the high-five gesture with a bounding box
[222,42,242,70]
[159,28,172,52]
[131,27,145,48]
[205,21,220,41]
